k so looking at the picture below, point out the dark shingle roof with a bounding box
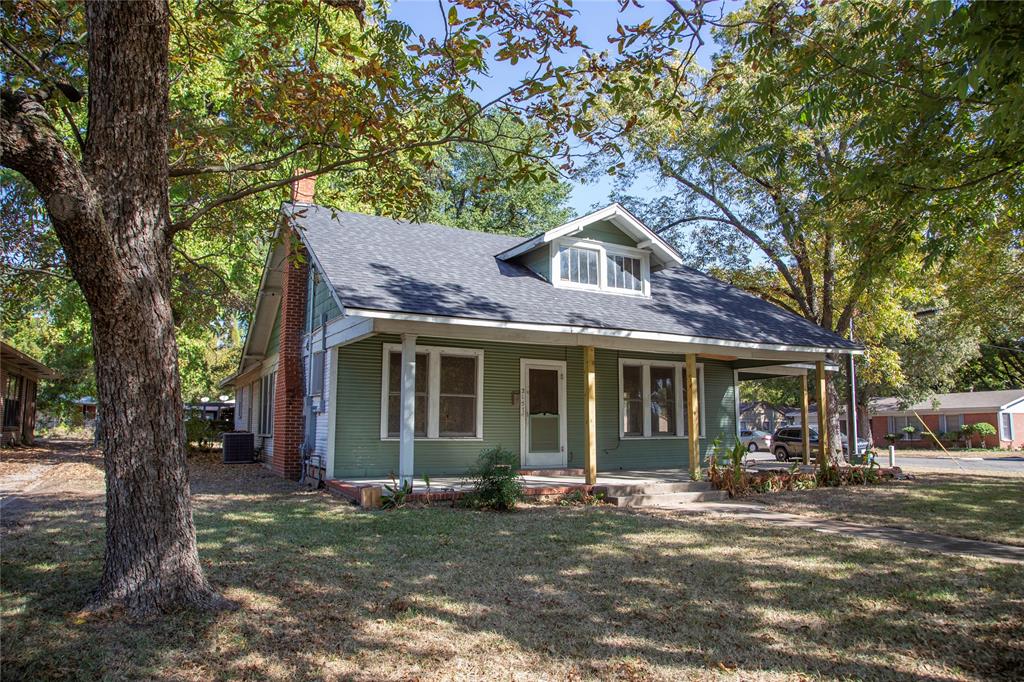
[289,204,860,352]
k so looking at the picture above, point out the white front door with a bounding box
[520,359,567,468]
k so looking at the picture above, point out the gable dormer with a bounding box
[496,204,682,297]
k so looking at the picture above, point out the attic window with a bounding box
[551,237,650,296]
[559,245,599,286]
[607,254,642,291]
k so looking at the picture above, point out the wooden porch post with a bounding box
[399,333,417,487]
[583,346,597,485]
[815,360,829,467]
[800,373,811,465]
[686,353,700,480]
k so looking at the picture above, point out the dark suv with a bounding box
[771,426,817,461]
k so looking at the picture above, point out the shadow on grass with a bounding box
[2,469,1023,680]
[755,474,1024,547]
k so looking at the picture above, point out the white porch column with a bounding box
[399,333,417,487]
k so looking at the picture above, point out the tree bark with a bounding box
[2,0,226,616]
[823,363,847,465]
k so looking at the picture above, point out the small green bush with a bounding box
[464,447,524,511]
[185,416,213,449]
[382,475,413,509]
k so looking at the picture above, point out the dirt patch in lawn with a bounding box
[750,472,1024,546]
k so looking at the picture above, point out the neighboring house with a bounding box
[222,178,860,484]
[1,342,55,446]
[738,401,791,432]
[73,396,97,423]
[785,405,850,435]
[869,389,1024,449]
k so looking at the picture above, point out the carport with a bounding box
[733,362,840,466]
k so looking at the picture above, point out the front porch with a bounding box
[326,467,730,507]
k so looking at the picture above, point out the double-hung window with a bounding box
[887,415,923,440]
[619,359,703,439]
[938,413,963,434]
[382,344,483,440]
[259,371,276,435]
[1000,413,1013,441]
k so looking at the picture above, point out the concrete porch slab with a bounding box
[326,468,696,507]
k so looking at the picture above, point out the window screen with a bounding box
[439,355,477,437]
[387,352,428,438]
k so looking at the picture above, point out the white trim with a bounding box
[999,395,1024,411]
[550,237,651,297]
[998,411,1014,441]
[380,342,485,441]
[733,369,742,437]
[520,358,568,468]
[495,203,682,268]
[349,308,861,356]
[324,346,339,480]
[617,358,705,439]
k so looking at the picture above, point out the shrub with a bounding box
[464,447,524,511]
[884,432,898,445]
[184,416,213,449]
[558,489,606,506]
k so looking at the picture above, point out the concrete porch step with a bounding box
[594,481,711,497]
[604,489,729,507]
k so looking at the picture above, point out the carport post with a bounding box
[800,373,811,466]
[815,360,829,467]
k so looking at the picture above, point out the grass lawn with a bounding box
[752,472,1024,547]
[2,459,1023,681]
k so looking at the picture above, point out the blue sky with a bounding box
[388,0,722,215]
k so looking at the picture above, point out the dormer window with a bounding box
[559,245,600,286]
[607,254,642,292]
[495,204,683,298]
[551,237,650,296]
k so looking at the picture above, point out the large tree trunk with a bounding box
[2,0,225,616]
[824,367,847,465]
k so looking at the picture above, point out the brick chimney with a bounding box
[271,232,308,480]
[290,169,317,204]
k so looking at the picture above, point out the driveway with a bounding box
[743,449,1024,474]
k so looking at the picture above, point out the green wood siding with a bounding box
[266,304,281,356]
[520,247,550,281]
[310,272,341,329]
[333,334,737,478]
[575,219,637,247]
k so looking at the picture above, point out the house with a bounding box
[738,401,791,432]
[1,342,55,446]
[869,389,1024,449]
[222,178,861,486]
[785,405,850,435]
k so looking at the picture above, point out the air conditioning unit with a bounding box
[222,431,255,464]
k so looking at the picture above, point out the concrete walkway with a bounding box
[656,500,1024,564]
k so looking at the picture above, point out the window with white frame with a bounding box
[938,413,963,434]
[382,344,483,440]
[1000,413,1012,441]
[259,371,276,435]
[552,238,650,296]
[619,359,703,439]
[607,254,642,292]
[887,415,923,440]
[559,245,600,286]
